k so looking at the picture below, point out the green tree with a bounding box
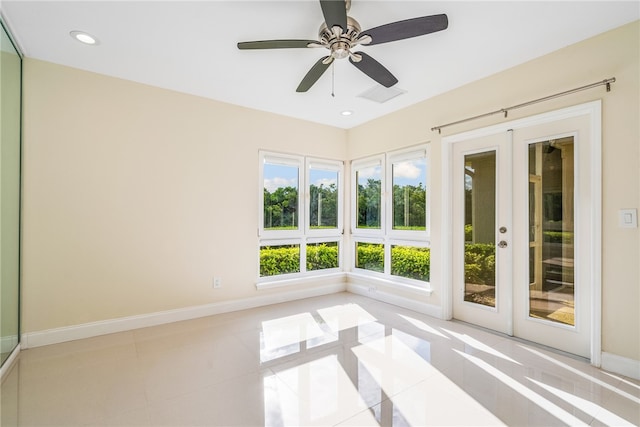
[264,186,298,229]
[357,178,381,228]
[309,183,337,228]
[392,183,426,230]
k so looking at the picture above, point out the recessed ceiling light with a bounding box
[70,31,98,45]
[341,110,353,116]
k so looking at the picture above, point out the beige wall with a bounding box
[348,20,639,362]
[21,59,347,333]
[21,21,638,363]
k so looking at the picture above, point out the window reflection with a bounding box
[528,137,575,326]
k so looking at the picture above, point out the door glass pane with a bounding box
[1,21,21,366]
[463,151,496,307]
[356,165,381,229]
[263,163,299,230]
[392,159,426,231]
[528,138,575,326]
[309,168,338,229]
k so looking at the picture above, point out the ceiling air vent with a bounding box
[358,85,406,104]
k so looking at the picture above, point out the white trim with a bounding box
[589,101,603,368]
[1,344,20,383]
[21,284,346,349]
[347,281,440,318]
[601,352,640,380]
[347,272,433,297]
[256,272,346,290]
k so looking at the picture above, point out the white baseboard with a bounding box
[22,282,346,349]
[347,281,442,319]
[601,352,640,380]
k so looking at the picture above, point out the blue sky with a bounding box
[264,164,338,193]
[357,159,426,187]
[264,159,426,193]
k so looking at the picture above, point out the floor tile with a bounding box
[2,292,639,426]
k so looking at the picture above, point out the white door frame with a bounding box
[440,101,602,366]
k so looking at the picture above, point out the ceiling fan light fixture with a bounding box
[70,30,98,45]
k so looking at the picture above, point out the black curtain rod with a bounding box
[431,78,616,134]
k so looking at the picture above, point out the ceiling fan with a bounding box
[237,0,448,92]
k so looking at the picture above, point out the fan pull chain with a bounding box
[331,62,335,97]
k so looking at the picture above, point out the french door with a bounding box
[448,103,600,359]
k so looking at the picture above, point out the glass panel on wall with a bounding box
[263,162,299,231]
[0,21,22,366]
[306,241,339,271]
[309,168,338,229]
[355,242,384,273]
[391,158,426,231]
[391,245,430,282]
[259,244,301,277]
[528,138,575,326]
[463,151,497,307]
[356,165,382,229]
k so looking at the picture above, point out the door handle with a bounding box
[498,240,508,248]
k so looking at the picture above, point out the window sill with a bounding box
[346,271,433,297]
[256,271,346,290]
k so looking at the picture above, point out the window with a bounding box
[352,156,384,234]
[259,151,343,281]
[352,145,430,286]
[307,160,343,235]
[260,153,302,237]
[355,241,384,273]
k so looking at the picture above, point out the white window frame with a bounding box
[259,151,304,239]
[305,158,344,237]
[305,237,343,274]
[351,154,385,238]
[259,239,304,277]
[350,145,431,287]
[352,237,386,276]
[386,145,430,241]
[258,151,344,284]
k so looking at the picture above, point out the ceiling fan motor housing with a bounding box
[319,16,362,60]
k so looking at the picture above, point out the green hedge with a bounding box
[260,246,300,277]
[260,244,339,276]
[543,231,573,244]
[391,246,430,281]
[464,243,495,286]
[307,244,339,271]
[355,243,384,272]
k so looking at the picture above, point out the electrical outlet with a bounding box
[213,277,222,289]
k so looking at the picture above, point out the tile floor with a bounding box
[1,292,639,426]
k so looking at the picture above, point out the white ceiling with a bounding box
[2,1,638,129]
